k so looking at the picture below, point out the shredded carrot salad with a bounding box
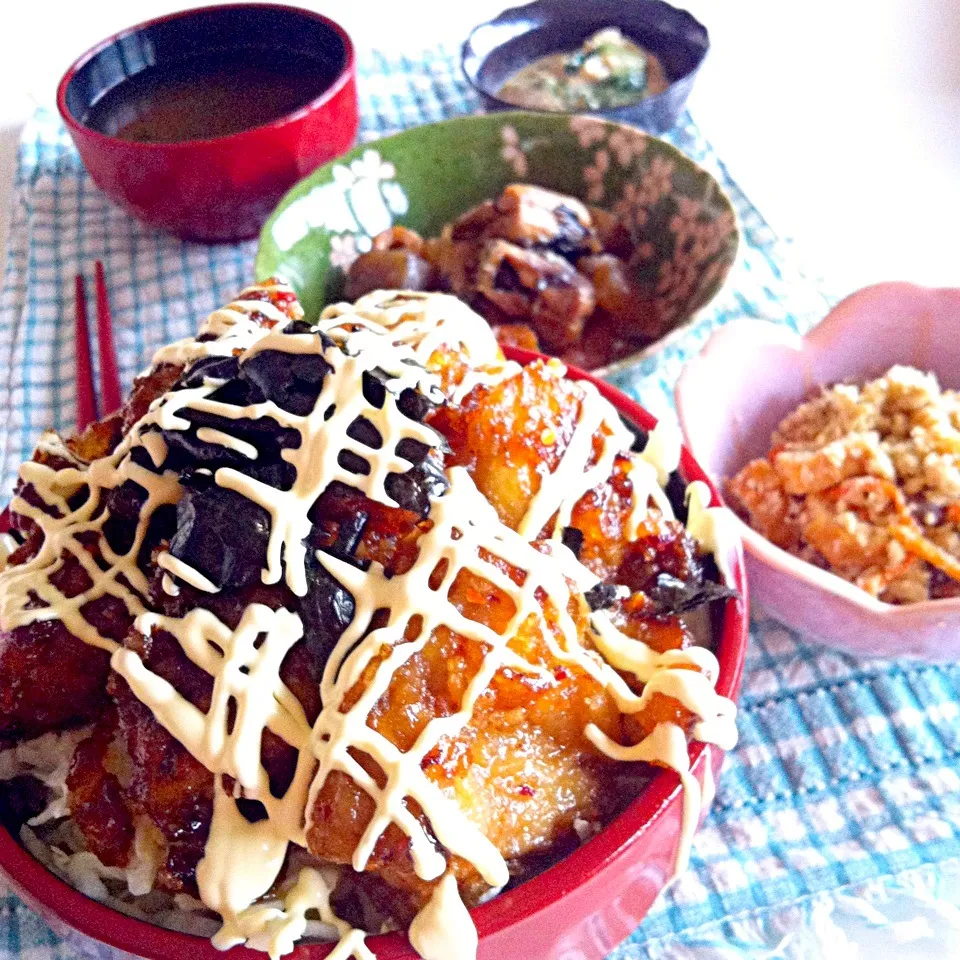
[727,365,960,604]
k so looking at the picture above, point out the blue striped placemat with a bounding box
[0,44,957,960]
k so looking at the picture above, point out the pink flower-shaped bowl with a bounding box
[0,351,748,959]
[676,281,960,660]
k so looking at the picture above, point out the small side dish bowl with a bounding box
[676,281,960,660]
[0,352,748,960]
[57,3,359,243]
[256,111,738,376]
[461,0,709,134]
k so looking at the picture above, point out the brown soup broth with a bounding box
[84,51,338,143]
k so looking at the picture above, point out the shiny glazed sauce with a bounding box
[84,52,339,143]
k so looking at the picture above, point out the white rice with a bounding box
[0,730,615,951]
[0,731,350,946]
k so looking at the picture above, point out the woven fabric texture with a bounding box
[0,45,956,960]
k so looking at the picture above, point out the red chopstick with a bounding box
[73,263,122,430]
[94,261,122,416]
[74,273,98,431]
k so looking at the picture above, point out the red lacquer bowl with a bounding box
[0,351,748,959]
[56,4,359,243]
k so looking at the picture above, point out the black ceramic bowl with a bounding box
[461,0,709,134]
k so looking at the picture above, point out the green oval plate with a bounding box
[255,112,738,378]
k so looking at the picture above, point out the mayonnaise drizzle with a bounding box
[195,427,259,460]
[625,420,681,539]
[517,363,633,541]
[321,291,521,406]
[0,281,297,654]
[150,294,292,369]
[0,454,181,653]
[0,288,739,960]
[319,291,504,371]
[409,872,478,960]
[686,480,737,585]
[156,552,220,594]
[198,780,292,949]
[257,867,375,960]
[114,605,313,798]
[208,328,443,598]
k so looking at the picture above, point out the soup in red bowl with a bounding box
[57,3,359,243]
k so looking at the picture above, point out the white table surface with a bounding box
[1,0,959,298]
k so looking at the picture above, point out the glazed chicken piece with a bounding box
[0,430,125,740]
[66,554,333,895]
[430,358,590,532]
[56,316,445,894]
[450,184,600,258]
[122,364,184,433]
[307,591,623,920]
[433,358,714,590]
[434,356,725,721]
[343,184,657,369]
[66,708,135,869]
[307,359,712,919]
[0,279,301,744]
[0,618,114,741]
[474,240,595,351]
[306,370,626,918]
[99,602,321,893]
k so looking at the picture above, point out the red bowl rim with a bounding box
[0,348,748,959]
[55,2,357,151]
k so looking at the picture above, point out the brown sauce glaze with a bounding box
[85,52,338,143]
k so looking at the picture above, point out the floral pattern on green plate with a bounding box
[256,112,739,376]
